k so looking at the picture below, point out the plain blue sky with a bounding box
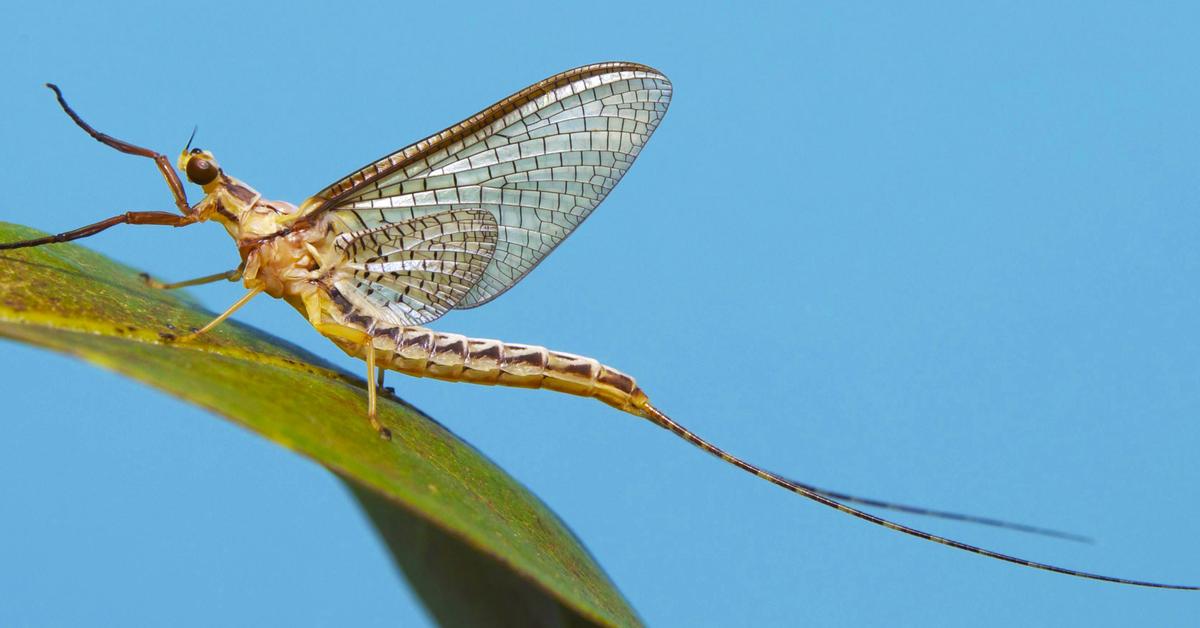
[2,2,1198,626]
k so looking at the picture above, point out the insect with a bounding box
[2,62,1194,590]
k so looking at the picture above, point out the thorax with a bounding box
[197,175,337,300]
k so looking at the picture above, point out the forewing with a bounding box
[309,62,672,308]
[330,209,498,327]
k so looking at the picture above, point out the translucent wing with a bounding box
[329,209,498,327]
[305,62,672,309]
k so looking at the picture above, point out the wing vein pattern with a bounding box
[331,209,498,327]
[310,62,672,312]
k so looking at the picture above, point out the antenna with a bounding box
[183,125,198,153]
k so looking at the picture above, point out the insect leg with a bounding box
[365,341,391,440]
[179,286,263,340]
[140,268,241,290]
[45,84,192,215]
[0,211,197,250]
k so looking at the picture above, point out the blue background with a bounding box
[1,2,1198,626]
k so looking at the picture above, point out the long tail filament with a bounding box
[636,401,1195,590]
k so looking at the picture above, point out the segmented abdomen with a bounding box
[371,326,646,414]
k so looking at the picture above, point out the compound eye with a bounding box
[186,157,218,185]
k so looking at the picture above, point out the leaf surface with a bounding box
[0,222,640,628]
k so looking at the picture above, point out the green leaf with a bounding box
[0,222,640,628]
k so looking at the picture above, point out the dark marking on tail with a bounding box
[804,486,1092,543]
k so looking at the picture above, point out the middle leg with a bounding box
[179,286,263,340]
[141,268,241,290]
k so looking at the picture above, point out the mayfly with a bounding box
[2,62,1194,590]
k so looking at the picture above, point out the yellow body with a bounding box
[184,161,650,421]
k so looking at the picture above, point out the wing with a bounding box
[305,62,672,308]
[329,209,498,327]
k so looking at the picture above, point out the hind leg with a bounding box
[365,341,391,440]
